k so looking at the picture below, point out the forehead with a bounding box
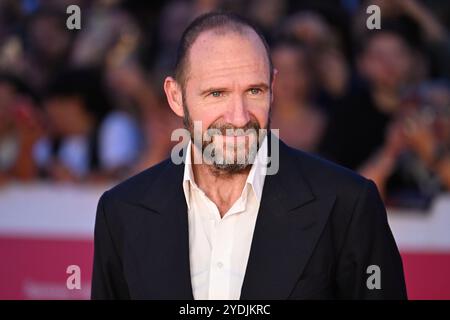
[273,45,303,63]
[368,33,408,51]
[186,29,270,86]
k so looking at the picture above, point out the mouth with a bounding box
[214,132,256,145]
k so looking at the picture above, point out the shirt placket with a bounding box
[207,205,234,299]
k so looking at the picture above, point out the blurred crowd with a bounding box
[0,0,449,209]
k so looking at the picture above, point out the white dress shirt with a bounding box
[182,137,268,300]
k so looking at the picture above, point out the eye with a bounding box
[210,91,224,97]
[249,88,262,95]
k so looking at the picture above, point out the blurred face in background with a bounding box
[28,13,71,62]
[44,96,92,137]
[166,28,273,172]
[272,44,311,102]
[359,32,414,91]
[315,46,349,97]
[284,11,331,49]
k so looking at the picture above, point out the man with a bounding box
[91,12,407,300]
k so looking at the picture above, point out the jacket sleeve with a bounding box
[335,179,408,299]
[91,192,130,299]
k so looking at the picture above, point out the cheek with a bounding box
[187,94,271,130]
[249,99,271,125]
[187,107,218,132]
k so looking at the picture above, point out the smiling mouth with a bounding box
[215,132,255,141]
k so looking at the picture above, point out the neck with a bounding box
[191,145,251,218]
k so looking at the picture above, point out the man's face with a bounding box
[360,33,413,90]
[181,30,272,172]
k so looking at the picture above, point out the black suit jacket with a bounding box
[91,137,407,299]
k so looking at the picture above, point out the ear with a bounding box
[270,68,278,104]
[164,76,184,117]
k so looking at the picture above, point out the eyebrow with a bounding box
[247,83,270,91]
[199,87,229,96]
[199,83,270,96]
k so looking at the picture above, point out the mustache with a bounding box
[207,121,261,136]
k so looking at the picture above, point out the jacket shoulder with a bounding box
[101,158,173,205]
[287,146,371,197]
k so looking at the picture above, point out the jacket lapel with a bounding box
[135,160,194,299]
[240,140,336,299]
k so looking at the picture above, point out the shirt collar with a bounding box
[182,136,268,209]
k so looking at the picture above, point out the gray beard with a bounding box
[182,95,270,175]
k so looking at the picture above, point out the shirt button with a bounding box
[217,262,223,269]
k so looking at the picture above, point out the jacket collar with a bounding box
[134,133,335,299]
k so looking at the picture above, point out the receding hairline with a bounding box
[174,15,273,90]
[186,27,269,81]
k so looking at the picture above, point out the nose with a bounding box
[223,93,250,128]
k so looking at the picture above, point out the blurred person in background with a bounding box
[247,0,287,43]
[22,8,74,91]
[313,38,351,115]
[0,73,43,184]
[354,0,450,79]
[106,61,182,172]
[70,0,181,171]
[319,20,449,208]
[271,38,326,152]
[34,67,142,183]
[70,0,142,68]
[0,0,446,197]
[360,81,450,207]
[319,27,417,173]
[278,11,332,49]
[275,10,352,115]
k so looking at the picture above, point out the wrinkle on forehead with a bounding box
[196,60,267,85]
[185,29,270,85]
